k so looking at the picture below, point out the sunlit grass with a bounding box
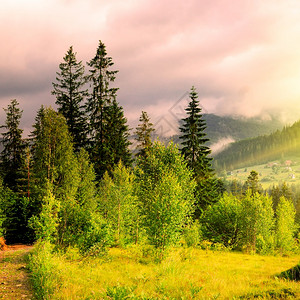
[31,245,300,299]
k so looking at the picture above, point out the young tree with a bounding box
[31,106,79,201]
[52,46,88,150]
[86,40,119,178]
[99,161,137,245]
[243,170,262,195]
[135,141,196,254]
[240,191,274,254]
[275,196,297,253]
[0,99,27,191]
[134,111,155,158]
[179,87,220,217]
[202,193,243,248]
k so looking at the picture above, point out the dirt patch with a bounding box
[0,247,33,299]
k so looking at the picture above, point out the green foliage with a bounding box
[183,220,201,247]
[28,241,61,300]
[214,119,300,171]
[104,99,132,173]
[179,86,212,173]
[32,106,80,201]
[29,187,60,243]
[86,40,124,179]
[0,181,34,243]
[275,196,297,253]
[279,264,300,281]
[99,161,138,246]
[106,285,137,299]
[179,87,220,215]
[52,46,88,150]
[76,148,98,210]
[134,111,155,158]
[243,170,263,195]
[135,141,196,252]
[78,212,113,256]
[240,191,275,254]
[0,99,27,192]
[202,191,275,254]
[203,193,243,248]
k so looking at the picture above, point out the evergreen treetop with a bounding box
[0,99,27,191]
[179,86,213,176]
[134,111,155,158]
[52,46,88,150]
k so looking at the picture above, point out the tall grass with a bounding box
[28,241,62,299]
[28,244,300,299]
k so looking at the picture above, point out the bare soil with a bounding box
[0,245,33,299]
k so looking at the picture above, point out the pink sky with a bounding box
[1,0,300,134]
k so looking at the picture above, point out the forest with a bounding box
[1,41,300,299]
[214,120,300,171]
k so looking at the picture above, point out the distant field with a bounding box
[32,246,300,299]
[221,156,300,188]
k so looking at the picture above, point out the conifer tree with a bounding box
[86,40,125,178]
[104,99,132,172]
[0,99,27,191]
[52,46,88,150]
[179,87,220,217]
[179,87,212,172]
[134,111,155,158]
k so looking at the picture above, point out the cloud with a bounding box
[1,0,300,133]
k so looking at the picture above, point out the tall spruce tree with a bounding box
[0,99,27,191]
[134,111,155,158]
[179,87,220,217]
[86,40,124,178]
[52,46,88,150]
[105,99,132,171]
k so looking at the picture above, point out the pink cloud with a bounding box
[1,0,300,131]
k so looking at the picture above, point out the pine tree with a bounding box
[179,87,220,217]
[179,87,212,173]
[134,111,155,158]
[0,99,27,191]
[86,40,121,178]
[104,99,132,172]
[52,46,88,150]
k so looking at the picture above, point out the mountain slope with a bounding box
[213,120,300,171]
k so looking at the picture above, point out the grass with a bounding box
[28,244,300,299]
[222,156,300,189]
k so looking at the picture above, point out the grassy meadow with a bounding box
[222,156,300,189]
[29,243,300,299]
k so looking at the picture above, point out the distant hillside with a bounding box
[204,114,283,145]
[166,114,283,148]
[213,120,300,171]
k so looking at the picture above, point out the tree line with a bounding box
[0,41,297,257]
[0,41,219,257]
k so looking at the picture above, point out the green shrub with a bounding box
[78,213,113,256]
[28,241,61,299]
[183,221,201,247]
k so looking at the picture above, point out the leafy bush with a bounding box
[29,188,60,243]
[183,221,201,248]
[202,193,243,249]
[135,141,196,253]
[78,213,113,256]
[28,241,61,300]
